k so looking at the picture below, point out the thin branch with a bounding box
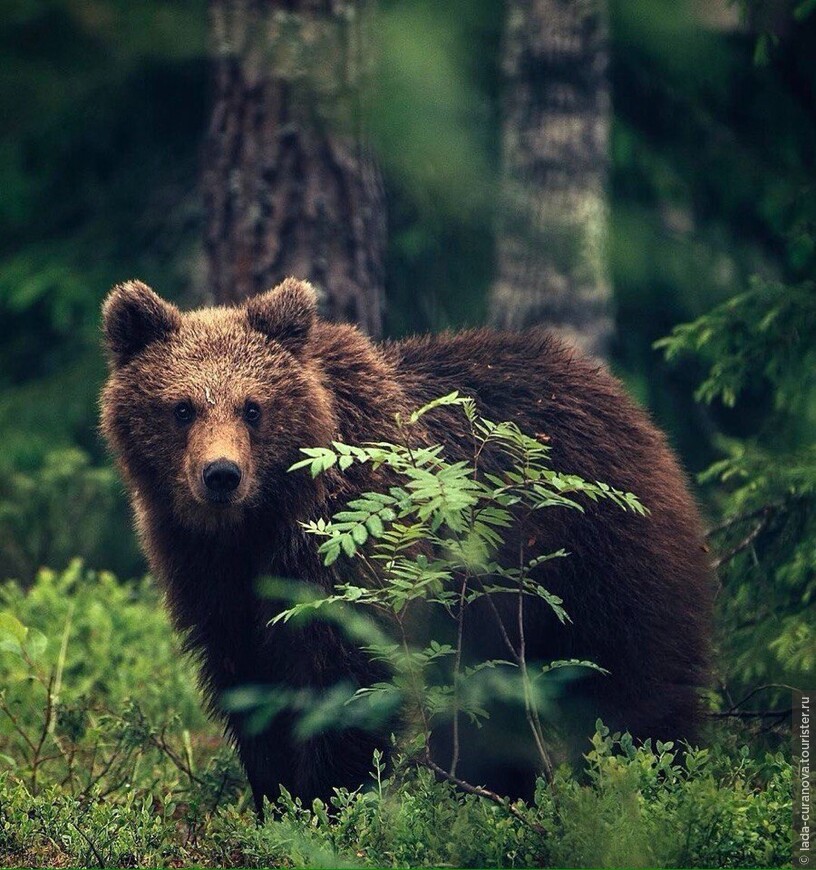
[723,682,802,713]
[450,573,468,776]
[31,669,56,795]
[707,681,802,723]
[709,708,791,719]
[395,615,432,743]
[706,502,784,538]
[711,515,770,569]
[0,696,39,756]
[516,514,554,784]
[150,727,206,787]
[49,604,74,736]
[475,576,521,665]
[422,754,546,837]
[69,821,105,868]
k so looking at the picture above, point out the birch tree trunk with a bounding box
[489,0,613,359]
[203,0,385,337]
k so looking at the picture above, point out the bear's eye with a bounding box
[244,401,261,426]
[174,401,195,424]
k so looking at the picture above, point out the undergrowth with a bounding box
[0,564,794,868]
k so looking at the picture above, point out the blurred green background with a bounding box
[0,7,813,861]
[1,0,814,588]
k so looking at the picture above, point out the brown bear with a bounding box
[100,277,714,811]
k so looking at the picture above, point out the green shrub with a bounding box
[0,560,204,725]
[658,277,816,717]
[537,728,791,869]
[0,449,142,583]
[0,737,791,868]
[0,565,794,868]
[262,392,644,787]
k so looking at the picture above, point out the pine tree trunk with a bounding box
[489,0,613,359]
[203,0,385,337]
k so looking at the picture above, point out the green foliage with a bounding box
[0,565,793,868]
[0,727,791,868]
[0,563,247,866]
[655,62,816,712]
[535,727,791,869]
[0,561,210,760]
[658,278,816,711]
[0,0,211,585]
[610,0,816,468]
[657,277,816,414]
[648,2,816,725]
[280,395,644,781]
[0,448,142,582]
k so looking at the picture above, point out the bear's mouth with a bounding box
[205,491,238,506]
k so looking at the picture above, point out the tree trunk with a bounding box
[203,0,385,337]
[489,0,613,359]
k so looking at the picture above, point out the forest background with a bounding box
[0,1,813,867]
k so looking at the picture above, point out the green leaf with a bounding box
[351,524,369,546]
[25,629,48,660]
[366,514,384,537]
[0,613,27,645]
[407,391,464,423]
[540,658,609,677]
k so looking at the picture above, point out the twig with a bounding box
[210,769,230,813]
[450,573,468,776]
[722,682,802,713]
[707,682,801,722]
[395,615,433,743]
[0,695,38,756]
[69,821,105,868]
[709,709,791,719]
[49,604,74,735]
[475,576,520,665]
[151,727,206,787]
[706,502,783,538]
[422,754,546,836]
[31,670,56,795]
[516,514,554,784]
[711,516,770,569]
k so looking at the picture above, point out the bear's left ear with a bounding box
[246,278,317,354]
[102,280,181,367]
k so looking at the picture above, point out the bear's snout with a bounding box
[203,459,242,501]
[183,420,253,511]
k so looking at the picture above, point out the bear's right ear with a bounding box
[245,278,318,354]
[102,280,181,367]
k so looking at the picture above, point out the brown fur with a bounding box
[100,278,714,808]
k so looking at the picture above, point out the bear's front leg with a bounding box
[232,720,299,819]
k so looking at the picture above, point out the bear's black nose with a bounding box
[203,459,242,497]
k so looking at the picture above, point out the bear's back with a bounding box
[387,328,665,489]
[385,327,714,745]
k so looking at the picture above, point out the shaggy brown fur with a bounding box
[100,278,714,809]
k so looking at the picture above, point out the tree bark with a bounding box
[203,0,385,337]
[489,0,613,359]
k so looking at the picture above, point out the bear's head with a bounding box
[101,278,337,531]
